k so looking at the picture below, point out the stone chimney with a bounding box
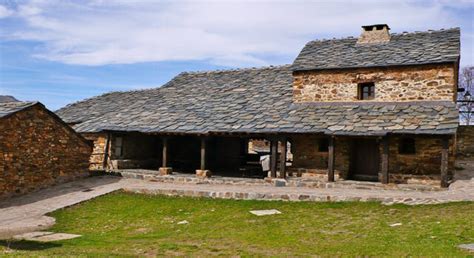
[357,24,391,44]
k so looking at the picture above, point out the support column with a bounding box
[381,136,389,184]
[279,138,287,179]
[102,132,111,171]
[327,136,335,182]
[440,137,449,188]
[159,137,172,175]
[270,139,278,178]
[196,137,211,177]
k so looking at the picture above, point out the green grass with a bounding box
[1,191,473,256]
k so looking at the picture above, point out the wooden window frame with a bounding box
[114,137,124,158]
[358,82,375,100]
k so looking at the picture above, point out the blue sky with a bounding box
[0,0,473,110]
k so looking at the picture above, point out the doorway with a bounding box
[350,139,380,181]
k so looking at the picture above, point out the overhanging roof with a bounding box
[56,65,459,136]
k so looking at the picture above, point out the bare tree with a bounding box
[458,66,474,125]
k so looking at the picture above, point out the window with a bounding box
[358,82,375,100]
[318,138,329,152]
[114,137,123,157]
[399,138,416,154]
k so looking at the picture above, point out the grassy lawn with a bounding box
[1,192,473,256]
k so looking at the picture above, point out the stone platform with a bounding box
[116,169,443,192]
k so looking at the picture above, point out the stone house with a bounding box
[57,24,461,187]
[0,101,91,198]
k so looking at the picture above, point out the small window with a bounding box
[358,82,375,100]
[114,137,123,157]
[399,138,416,154]
[318,138,329,152]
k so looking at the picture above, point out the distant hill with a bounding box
[0,95,19,103]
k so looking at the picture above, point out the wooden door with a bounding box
[350,139,380,181]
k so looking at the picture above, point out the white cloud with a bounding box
[1,0,472,67]
[0,5,13,18]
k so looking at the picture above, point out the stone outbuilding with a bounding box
[0,101,91,198]
[57,24,461,187]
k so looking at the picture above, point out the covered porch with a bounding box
[101,131,454,187]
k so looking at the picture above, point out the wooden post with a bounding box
[270,139,278,178]
[328,136,335,182]
[200,137,206,170]
[279,138,287,178]
[162,137,168,168]
[440,137,449,188]
[103,132,111,170]
[381,136,389,184]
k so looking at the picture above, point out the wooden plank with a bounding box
[102,132,111,170]
[200,137,206,170]
[270,139,277,178]
[440,137,449,188]
[381,136,389,184]
[279,138,287,178]
[328,136,335,182]
[162,137,168,167]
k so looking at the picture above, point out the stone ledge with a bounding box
[124,187,449,206]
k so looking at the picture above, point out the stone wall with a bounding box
[0,105,91,198]
[293,64,456,102]
[456,126,474,157]
[385,135,455,184]
[290,134,454,185]
[82,133,108,170]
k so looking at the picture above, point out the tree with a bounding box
[458,66,474,125]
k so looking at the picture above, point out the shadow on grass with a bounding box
[0,240,62,251]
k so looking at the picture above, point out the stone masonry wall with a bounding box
[456,126,474,157]
[0,105,91,198]
[385,136,455,184]
[82,133,108,170]
[293,64,456,102]
[290,135,349,179]
[290,134,454,184]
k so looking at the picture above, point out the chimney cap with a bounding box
[361,24,390,31]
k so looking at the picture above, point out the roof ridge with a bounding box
[179,64,292,75]
[391,27,460,37]
[305,27,460,45]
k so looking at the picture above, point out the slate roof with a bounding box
[56,65,458,135]
[0,95,19,103]
[0,101,38,119]
[292,28,460,71]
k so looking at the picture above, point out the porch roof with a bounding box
[56,66,458,136]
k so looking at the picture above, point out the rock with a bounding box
[389,223,403,227]
[177,220,189,225]
[458,244,474,252]
[250,209,282,216]
[274,179,287,187]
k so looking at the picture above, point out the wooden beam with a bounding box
[270,139,278,178]
[162,137,168,168]
[328,136,335,182]
[200,137,206,170]
[381,136,389,184]
[103,132,111,171]
[440,137,449,188]
[279,138,287,178]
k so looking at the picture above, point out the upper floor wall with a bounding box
[292,63,457,103]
